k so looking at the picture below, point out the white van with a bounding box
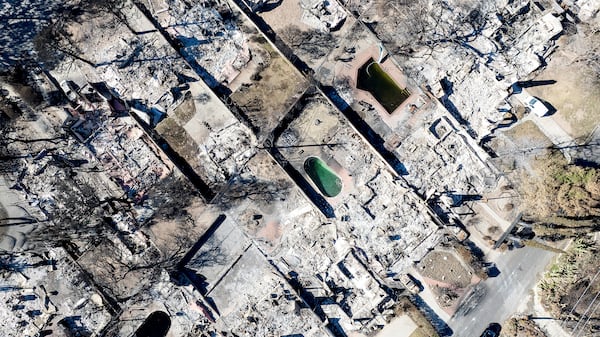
[526,97,548,117]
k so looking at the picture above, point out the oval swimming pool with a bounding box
[304,156,343,197]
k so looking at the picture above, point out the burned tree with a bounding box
[215,173,292,211]
[279,26,336,59]
[145,173,200,222]
[375,0,498,57]
[33,17,96,69]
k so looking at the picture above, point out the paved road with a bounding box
[448,246,556,337]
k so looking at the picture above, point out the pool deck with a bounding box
[337,44,424,129]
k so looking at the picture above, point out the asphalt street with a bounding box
[447,246,556,337]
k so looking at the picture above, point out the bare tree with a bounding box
[215,174,292,210]
[145,173,200,222]
[376,0,497,57]
[279,26,336,59]
[32,0,133,69]
[33,18,96,68]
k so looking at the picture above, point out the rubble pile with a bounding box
[3,0,591,335]
[114,270,217,337]
[0,249,111,337]
[277,95,440,271]
[152,0,252,86]
[88,110,173,201]
[371,0,565,137]
[198,122,257,187]
[57,2,198,114]
[395,116,496,198]
[300,0,348,31]
[185,231,330,337]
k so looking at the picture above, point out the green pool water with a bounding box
[304,157,343,198]
[356,58,411,113]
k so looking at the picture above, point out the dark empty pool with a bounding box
[304,157,343,198]
[357,58,410,113]
[135,311,171,337]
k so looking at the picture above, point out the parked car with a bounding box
[59,80,78,102]
[397,273,420,293]
[526,97,548,117]
[480,323,502,337]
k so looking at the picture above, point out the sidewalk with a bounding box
[531,284,571,337]
[407,267,451,323]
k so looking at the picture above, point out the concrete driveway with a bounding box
[525,112,577,160]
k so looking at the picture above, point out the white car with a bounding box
[527,97,548,117]
[59,80,78,102]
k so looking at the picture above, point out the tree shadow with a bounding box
[176,35,211,48]
[256,0,283,13]
[58,316,92,337]
[517,79,557,88]
[537,97,557,116]
[572,158,600,168]
[411,295,454,336]
[445,191,483,207]
[177,214,227,269]
[440,77,478,139]
[214,175,293,211]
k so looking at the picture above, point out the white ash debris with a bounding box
[576,0,600,22]
[272,218,397,334]
[114,270,216,337]
[0,249,111,337]
[396,124,494,198]
[385,0,564,138]
[300,0,348,32]
[200,122,257,181]
[157,0,251,86]
[184,236,330,337]
[338,184,437,270]
[87,112,172,200]
[52,5,199,114]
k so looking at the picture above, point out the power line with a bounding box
[574,294,600,337]
[561,268,600,327]
[571,290,600,335]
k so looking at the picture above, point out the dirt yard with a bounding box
[156,117,199,162]
[490,120,555,175]
[527,35,600,143]
[230,37,307,139]
[418,250,473,288]
[392,297,440,337]
[500,316,547,337]
[503,120,554,150]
